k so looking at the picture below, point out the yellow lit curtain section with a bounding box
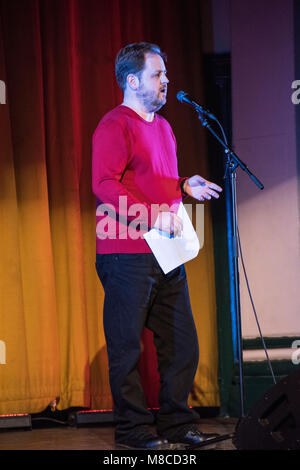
[0,0,219,414]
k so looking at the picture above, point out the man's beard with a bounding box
[136,85,167,113]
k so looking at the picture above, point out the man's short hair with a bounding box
[115,42,167,92]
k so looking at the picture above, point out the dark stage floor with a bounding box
[0,417,237,450]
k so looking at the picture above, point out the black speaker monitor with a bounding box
[233,370,300,450]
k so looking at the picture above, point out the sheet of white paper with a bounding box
[143,202,200,274]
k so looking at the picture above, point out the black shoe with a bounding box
[116,425,181,450]
[161,424,220,446]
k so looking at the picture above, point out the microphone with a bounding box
[176,91,215,119]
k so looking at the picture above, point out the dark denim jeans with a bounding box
[95,253,199,441]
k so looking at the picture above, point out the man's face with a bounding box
[136,53,169,112]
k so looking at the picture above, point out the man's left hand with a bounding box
[183,175,222,201]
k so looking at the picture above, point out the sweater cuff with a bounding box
[178,177,189,197]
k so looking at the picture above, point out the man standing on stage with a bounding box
[92,42,222,450]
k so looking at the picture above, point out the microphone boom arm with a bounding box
[197,113,264,190]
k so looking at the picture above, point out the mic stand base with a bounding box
[184,432,236,450]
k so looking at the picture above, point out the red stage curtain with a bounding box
[0,0,219,413]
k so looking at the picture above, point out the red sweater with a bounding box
[92,105,185,253]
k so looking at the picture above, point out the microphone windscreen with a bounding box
[176,91,186,103]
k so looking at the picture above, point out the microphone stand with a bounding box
[197,110,264,421]
[182,107,263,453]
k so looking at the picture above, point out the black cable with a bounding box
[211,115,229,146]
[31,417,68,426]
[237,226,277,385]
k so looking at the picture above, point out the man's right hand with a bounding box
[153,211,183,238]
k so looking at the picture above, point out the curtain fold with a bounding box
[0,0,60,413]
[0,0,219,414]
